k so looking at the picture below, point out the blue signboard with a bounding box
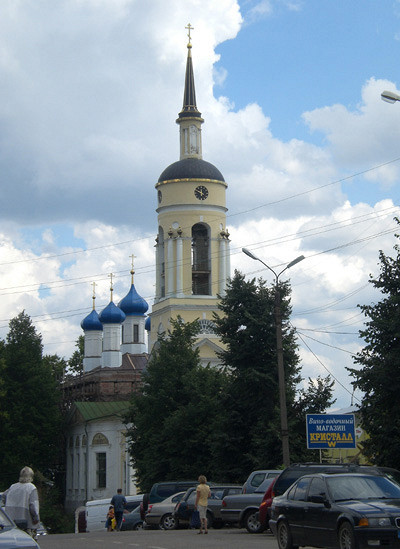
[306,414,356,449]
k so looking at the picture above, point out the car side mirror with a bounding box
[309,495,330,507]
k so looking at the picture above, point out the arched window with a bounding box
[192,223,210,295]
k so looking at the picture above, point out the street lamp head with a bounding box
[242,247,260,261]
[287,255,305,269]
[381,90,400,104]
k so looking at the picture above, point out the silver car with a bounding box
[0,507,39,548]
[145,492,185,530]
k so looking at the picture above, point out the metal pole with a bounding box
[274,282,290,468]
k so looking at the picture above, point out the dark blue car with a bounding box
[270,472,400,549]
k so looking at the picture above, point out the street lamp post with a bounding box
[242,248,305,468]
[381,90,400,104]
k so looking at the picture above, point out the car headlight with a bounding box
[359,517,391,527]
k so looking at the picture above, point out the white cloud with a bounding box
[0,0,399,411]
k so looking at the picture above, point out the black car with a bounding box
[271,463,400,500]
[269,472,400,549]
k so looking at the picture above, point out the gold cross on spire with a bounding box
[108,273,114,301]
[91,281,96,310]
[130,253,136,284]
[185,23,194,45]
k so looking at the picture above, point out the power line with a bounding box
[294,328,361,403]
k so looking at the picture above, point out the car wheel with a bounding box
[160,513,176,530]
[338,522,357,549]
[206,511,213,529]
[133,522,144,531]
[277,520,296,549]
[245,510,265,534]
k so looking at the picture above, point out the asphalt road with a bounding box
[37,528,279,548]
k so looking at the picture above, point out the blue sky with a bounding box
[1,0,400,413]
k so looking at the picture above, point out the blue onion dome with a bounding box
[81,309,103,331]
[158,158,225,183]
[118,284,149,316]
[145,316,151,331]
[99,301,126,324]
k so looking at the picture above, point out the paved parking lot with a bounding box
[38,528,278,549]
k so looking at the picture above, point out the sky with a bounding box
[1,0,400,413]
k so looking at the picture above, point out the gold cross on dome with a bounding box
[91,281,96,309]
[185,23,194,44]
[130,253,136,283]
[108,273,114,300]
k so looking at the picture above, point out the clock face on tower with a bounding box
[194,185,208,200]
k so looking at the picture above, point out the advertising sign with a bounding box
[306,414,356,449]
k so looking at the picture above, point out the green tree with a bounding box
[349,229,400,467]
[290,375,336,461]
[67,335,84,377]
[0,311,62,488]
[212,271,334,477]
[43,354,67,383]
[212,271,302,478]
[126,317,228,492]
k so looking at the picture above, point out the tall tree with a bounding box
[212,271,302,478]
[0,312,62,488]
[126,317,228,492]
[212,271,334,477]
[349,228,400,467]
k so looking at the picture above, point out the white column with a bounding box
[101,325,122,367]
[83,331,103,372]
[155,242,161,301]
[219,238,226,296]
[166,236,174,297]
[225,238,231,285]
[176,236,184,297]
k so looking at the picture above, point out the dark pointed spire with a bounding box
[177,26,202,120]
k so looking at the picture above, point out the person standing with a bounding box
[110,488,126,531]
[1,466,40,539]
[194,475,211,534]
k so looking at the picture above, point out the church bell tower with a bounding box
[149,26,230,365]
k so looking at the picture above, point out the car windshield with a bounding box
[0,508,14,528]
[327,475,400,502]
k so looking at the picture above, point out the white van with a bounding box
[85,494,143,532]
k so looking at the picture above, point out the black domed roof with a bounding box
[158,158,225,183]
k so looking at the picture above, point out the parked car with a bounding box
[85,494,143,532]
[140,480,199,520]
[0,506,40,548]
[261,462,400,527]
[269,472,400,549]
[120,506,143,531]
[221,477,275,533]
[242,469,281,494]
[149,480,199,504]
[256,476,277,532]
[173,484,242,529]
[145,492,185,530]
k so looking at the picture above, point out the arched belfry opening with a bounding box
[192,223,210,295]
